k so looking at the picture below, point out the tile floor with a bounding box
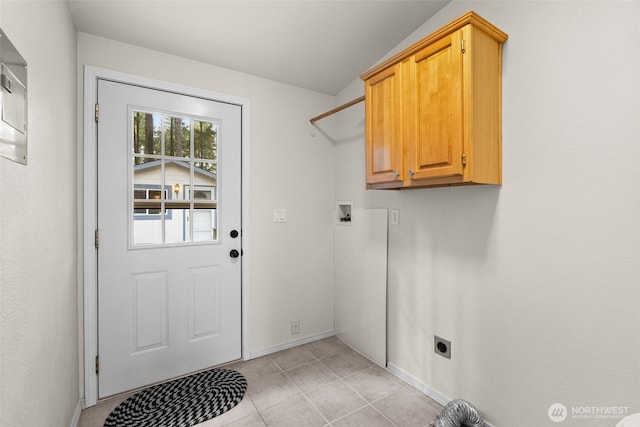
[78,337,443,426]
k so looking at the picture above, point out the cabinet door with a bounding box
[407,31,464,181]
[365,64,403,185]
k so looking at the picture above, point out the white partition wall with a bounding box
[334,208,388,366]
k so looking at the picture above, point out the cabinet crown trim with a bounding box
[360,11,508,81]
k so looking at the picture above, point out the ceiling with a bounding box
[68,0,449,95]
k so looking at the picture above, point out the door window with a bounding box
[131,109,219,246]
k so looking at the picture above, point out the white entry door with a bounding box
[96,79,242,398]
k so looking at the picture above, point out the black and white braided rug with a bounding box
[104,368,247,427]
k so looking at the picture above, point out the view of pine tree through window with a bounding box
[131,110,219,245]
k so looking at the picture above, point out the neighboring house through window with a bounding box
[133,184,173,219]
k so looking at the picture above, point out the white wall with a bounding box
[333,2,640,426]
[77,33,336,359]
[0,1,79,426]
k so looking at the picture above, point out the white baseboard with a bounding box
[69,399,84,427]
[249,329,335,359]
[386,363,496,427]
[386,362,451,406]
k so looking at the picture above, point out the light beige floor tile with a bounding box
[270,346,316,371]
[419,395,444,413]
[305,380,367,422]
[303,336,349,360]
[373,388,440,427]
[404,384,445,413]
[343,365,404,403]
[247,372,301,412]
[77,394,130,427]
[320,349,371,378]
[223,413,266,427]
[197,396,259,426]
[228,356,281,381]
[260,395,327,427]
[285,360,339,393]
[332,405,394,427]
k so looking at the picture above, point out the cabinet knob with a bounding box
[393,171,399,179]
[408,170,415,177]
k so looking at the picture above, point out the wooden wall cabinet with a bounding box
[361,12,508,189]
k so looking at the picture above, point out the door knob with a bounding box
[230,249,240,258]
[230,229,239,238]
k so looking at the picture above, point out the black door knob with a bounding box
[230,229,239,238]
[230,249,240,258]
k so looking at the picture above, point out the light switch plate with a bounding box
[273,208,287,223]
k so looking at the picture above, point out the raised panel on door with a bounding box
[188,265,221,341]
[131,271,168,354]
[365,64,403,186]
[408,31,464,181]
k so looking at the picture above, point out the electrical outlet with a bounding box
[291,320,300,334]
[434,335,451,359]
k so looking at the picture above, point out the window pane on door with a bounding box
[194,120,217,161]
[193,209,216,242]
[164,116,191,158]
[133,111,161,157]
[186,185,217,243]
[194,162,217,177]
[165,208,188,244]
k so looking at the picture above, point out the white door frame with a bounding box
[82,65,251,407]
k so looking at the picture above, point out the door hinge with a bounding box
[95,229,99,249]
[462,153,468,166]
[95,103,99,122]
[461,39,466,53]
[95,355,99,374]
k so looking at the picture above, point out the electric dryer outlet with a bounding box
[434,336,451,359]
